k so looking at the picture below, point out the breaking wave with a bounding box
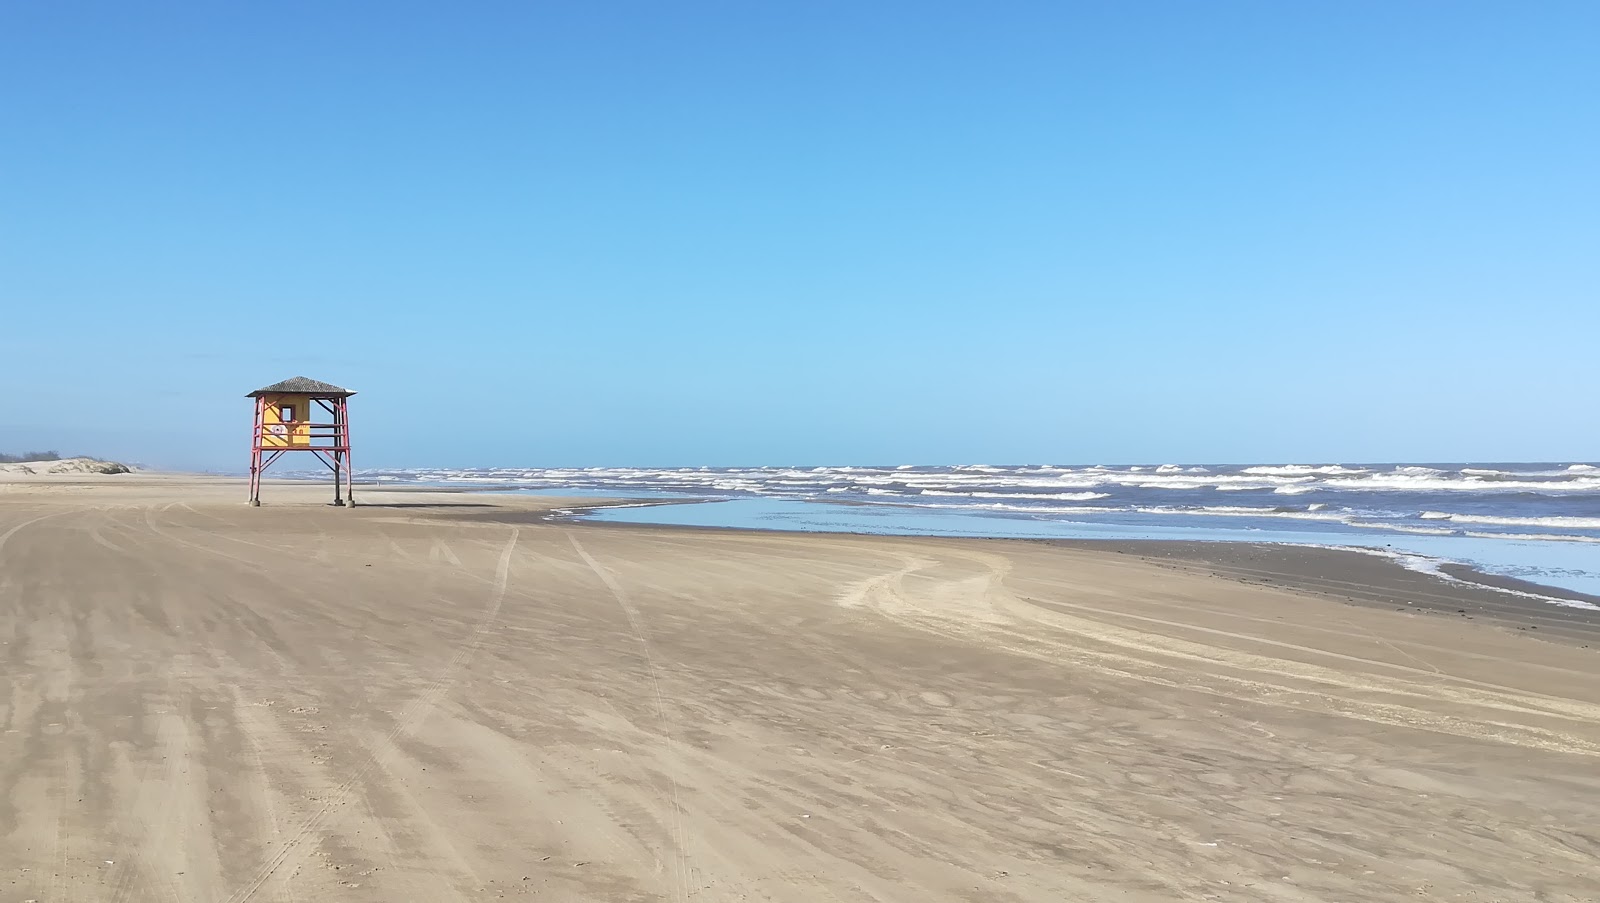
[1420,512,1600,530]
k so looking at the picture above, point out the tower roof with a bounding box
[246,377,356,398]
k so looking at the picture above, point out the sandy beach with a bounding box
[3,475,1599,902]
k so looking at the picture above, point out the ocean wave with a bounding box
[1419,512,1600,529]
[1240,464,1368,476]
[919,490,1113,501]
[1321,474,1600,493]
[1461,531,1600,544]
[1351,522,1460,536]
[392,464,1600,496]
[907,501,1122,516]
[1116,505,1358,523]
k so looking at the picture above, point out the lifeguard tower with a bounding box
[247,377,356,506]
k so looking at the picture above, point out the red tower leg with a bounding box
[249,396,264,505]
[341,397,356,507]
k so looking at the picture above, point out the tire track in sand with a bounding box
[223,528,519,903]
[844,546,1600,757]
[0,508,70,556]
[567,533,694,903]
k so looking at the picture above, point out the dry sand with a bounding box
[3,475,1599,902]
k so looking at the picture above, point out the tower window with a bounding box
[280,405,296,422]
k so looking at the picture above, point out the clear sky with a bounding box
[2,2,1596,470]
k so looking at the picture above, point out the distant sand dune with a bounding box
[0,455,132,476]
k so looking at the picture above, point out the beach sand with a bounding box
[3,475,1599,902]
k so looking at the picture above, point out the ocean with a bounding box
[364,463,1600,603]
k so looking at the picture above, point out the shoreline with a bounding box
[20,472,1600,639]
[15,471,1598,626]
[533,495,1600,631]
[305,476,1600,606]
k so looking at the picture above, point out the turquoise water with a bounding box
[575,496,1600,603]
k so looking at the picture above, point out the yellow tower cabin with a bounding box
[247,377,356,506]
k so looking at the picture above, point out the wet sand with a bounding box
[1050,540,1600,644]
[3,475,1599,901]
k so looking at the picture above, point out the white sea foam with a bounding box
[919,490,1112,501]
[1352,522,1460,536]
[1323,474,1600,493]
[1462,531,1600,544]
[1240,464,1368,476]
[1133,505,1355,523]
[1419,512,1600,529]
[907,501,1121,516]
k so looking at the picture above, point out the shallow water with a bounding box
[577,496,1600,603]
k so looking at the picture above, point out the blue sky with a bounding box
[2,2,1596,469]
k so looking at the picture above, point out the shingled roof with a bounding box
[246,377,356,398]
